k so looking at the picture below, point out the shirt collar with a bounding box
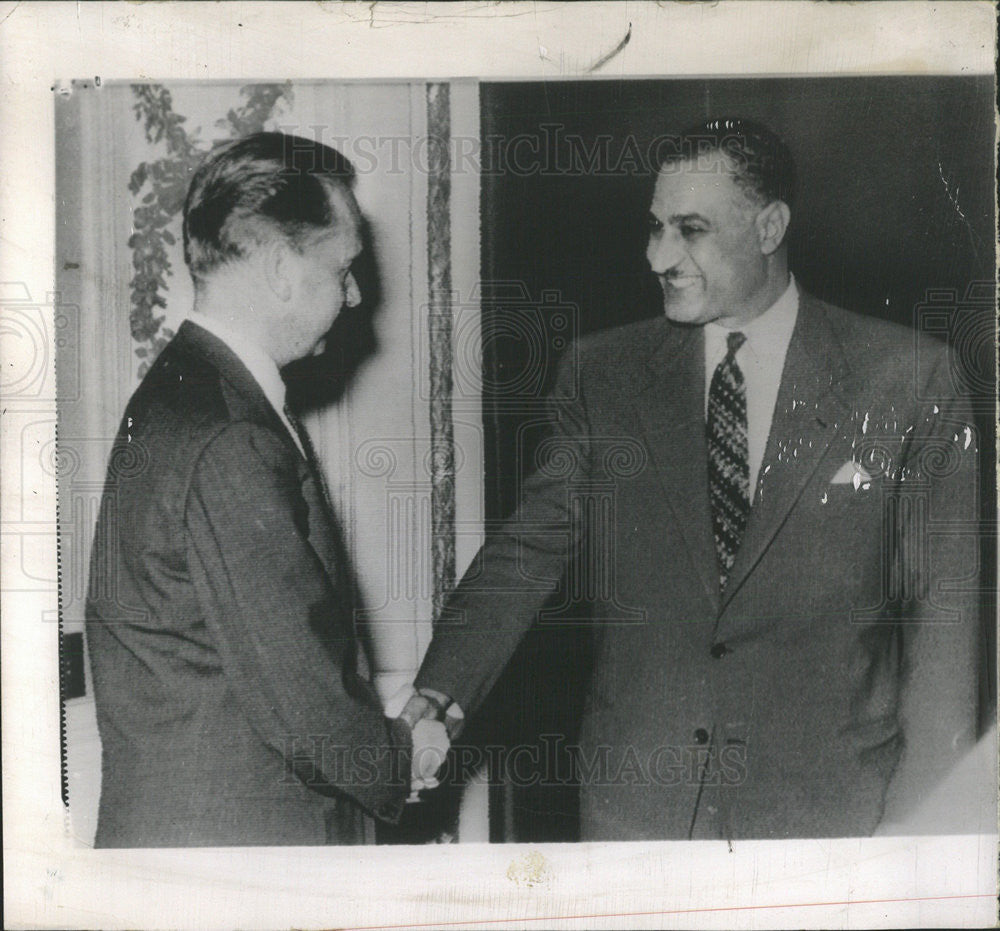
[186,312,287,418]
[704,274,799,362]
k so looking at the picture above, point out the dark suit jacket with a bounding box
[86,320,411,847]
[417,292,982,840]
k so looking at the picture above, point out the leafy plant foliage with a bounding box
[127,83,293,377]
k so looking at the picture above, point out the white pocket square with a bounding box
[830,460,873,486]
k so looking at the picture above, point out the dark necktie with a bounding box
[283,404,368,676]
[283,404,334,514]
[707,331,750,590]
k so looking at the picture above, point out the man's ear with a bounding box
[262,239,295,302]
[756,200,791,255]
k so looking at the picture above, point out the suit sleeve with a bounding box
[879,344,984,829]
[415,350,592,716]
[185,420,411,822]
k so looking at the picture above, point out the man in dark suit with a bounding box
[86,133,444,846]
[407,119,984,839]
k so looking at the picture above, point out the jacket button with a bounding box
[693,728,710,745]
[709,642,729,658]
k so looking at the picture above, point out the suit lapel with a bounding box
[720,296,854,611]
[176,321,343,579]
[631,322,720,610]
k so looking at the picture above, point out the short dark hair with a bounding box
[660,117,796,209]
[182,131,356,284]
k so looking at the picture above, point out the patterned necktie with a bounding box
[707,331,750,590]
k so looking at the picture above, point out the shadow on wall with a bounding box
[283,217,382,413]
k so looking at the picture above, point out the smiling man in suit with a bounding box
[86,133,444,846]
[407,118,984,839]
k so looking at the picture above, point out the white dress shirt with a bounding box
[185,313,305,457]
[703,276,799,503]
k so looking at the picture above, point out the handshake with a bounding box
[385,685,463,798]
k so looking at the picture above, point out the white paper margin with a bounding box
[2,3,996,929]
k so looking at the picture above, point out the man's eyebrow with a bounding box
[668,212,712,226]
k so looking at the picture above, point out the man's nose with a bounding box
[646,231,683,276]
[345,271,361,307]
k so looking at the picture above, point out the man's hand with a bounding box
[385,685,455,793]
[410,718,449,791]
[398,689,448,730]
